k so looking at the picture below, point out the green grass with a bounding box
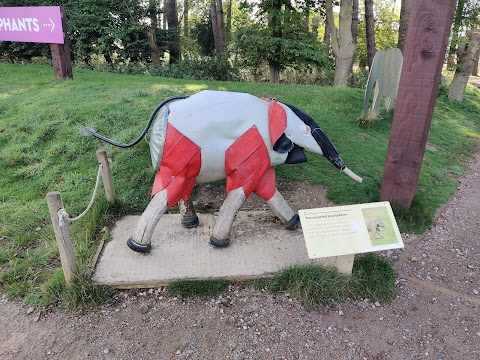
[268,254,396,308]
[0,63,479,305]
[168,254,395,307]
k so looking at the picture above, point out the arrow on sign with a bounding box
[42,18,55,32]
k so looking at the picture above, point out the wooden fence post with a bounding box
[96,149,116,203]
[380,0,457,208]
[46,191,77,284]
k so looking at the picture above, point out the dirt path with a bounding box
[469,75,480,88]
[1,150,479,359]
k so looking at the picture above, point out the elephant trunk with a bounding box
[310,126,345,170]
[311,126,362,183]
[282,101,363,184]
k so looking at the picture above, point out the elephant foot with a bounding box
[285,214,300,230]
[210,236,230,248]
[127,238,152,253]
[181,214,199,228]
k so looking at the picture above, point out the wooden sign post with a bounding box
[50,8,72,79]
[0,6,72,79]
[379,0,457,208]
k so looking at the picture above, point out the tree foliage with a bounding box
[356,0,399,68]
[233,0,331,83]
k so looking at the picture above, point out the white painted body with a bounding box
[155,90,323,183]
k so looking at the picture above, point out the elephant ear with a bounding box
[273,133,294,153]
[285,145,307,164]
[267,100,288,147]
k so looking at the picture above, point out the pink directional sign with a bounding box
[0,6,64,44]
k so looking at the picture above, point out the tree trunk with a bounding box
[147,29,161,66]
[269,62,280,84]
[165,0,180,63]
[148,0,161,66]
[365,0,376,70]
[326,0,356,87]
[162,0,167,30]
[268,0,282,84]
[323,20,331,49]
[449,31,480,102]
[225,0,232,43]
[350,0,359,72]
[397,0,412,54]
[448,0,467,69]
[210,0,225,54]
[311,14,320,38]
[216,0,225,52]
[183,0,189,37]
[473,47,479,76]
[210,1,218,50]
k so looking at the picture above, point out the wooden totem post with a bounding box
[379,0,457,208]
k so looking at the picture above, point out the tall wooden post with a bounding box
[96,149,116,203]
[46,192,77,284]
[379,0,457,208]
[50,7,72,79]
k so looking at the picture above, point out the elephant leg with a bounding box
[266,189,300,230]
[210,188,246,248]
[179,198,199,228]
[127,189,168,253]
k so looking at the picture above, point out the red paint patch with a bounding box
[267,101,287,146]
[151,123,201,208]
[254,167,276,201]
[225,126,272,198]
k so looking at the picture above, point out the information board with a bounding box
[299,201,403,258]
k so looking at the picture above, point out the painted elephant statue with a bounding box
[85,90,362,253]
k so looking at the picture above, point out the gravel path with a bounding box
[1,150,479,360]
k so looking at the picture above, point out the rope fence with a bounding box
[46,149,115,284]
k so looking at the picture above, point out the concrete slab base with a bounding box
[91,211,355,288]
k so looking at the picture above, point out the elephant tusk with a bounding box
[342,167,363,183]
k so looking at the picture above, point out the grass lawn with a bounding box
[0,63,479,305]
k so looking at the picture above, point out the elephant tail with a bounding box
[81,95,189,148]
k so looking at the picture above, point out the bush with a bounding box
[348,68,369,89]
[281,66,335,86]
[153,57,241,82]
[77,56,241,82]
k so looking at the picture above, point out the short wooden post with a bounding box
[50,7,73,79]
[46,191,77,284]
[96,149,116,203]
[380,0,457,208]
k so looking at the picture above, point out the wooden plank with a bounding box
[90,239,105,270]
[92,212,355,288]
[380,0,457,208]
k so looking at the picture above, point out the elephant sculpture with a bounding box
[85,90,362,253]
